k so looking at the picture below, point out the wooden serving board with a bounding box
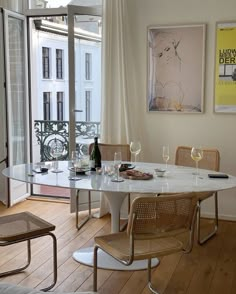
[120,170,153,180]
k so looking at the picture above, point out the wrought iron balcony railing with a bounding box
[34,120,100,162]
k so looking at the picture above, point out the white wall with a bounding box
[126,0,236,220]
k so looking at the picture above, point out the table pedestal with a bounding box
[73,247,159,270]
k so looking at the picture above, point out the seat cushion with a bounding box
[0,283,97,294]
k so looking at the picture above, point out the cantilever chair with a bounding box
[175,146,220,244]
[93,193,198,293]
[0,212,57,292]
[76,143,131,231]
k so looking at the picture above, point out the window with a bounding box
[85,90,91,121]
[42,47,50,79]
[43,92,51,120]
[56,49,63,79]
[57,92,64,120]
[85,52,92,80]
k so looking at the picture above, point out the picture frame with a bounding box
[214,21,236,113]
[147,24,206,113]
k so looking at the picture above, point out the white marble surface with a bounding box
[3,161,236,195]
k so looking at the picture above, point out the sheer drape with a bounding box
[101,0,133,143]
[8,17,26,165]
[96,0,138,217]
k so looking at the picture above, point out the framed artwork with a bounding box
[147,24,206,113]
[214,22,236,113]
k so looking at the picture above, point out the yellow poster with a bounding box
[215,22,236,112]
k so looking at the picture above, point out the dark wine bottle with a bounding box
[90,137,101,171]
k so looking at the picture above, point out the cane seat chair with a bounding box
[175,146,220,244]
[0,212,57,291]
[93,193,198,293]
[76,143,131,231]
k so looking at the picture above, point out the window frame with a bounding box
[85,90,91,121]
[42,46,50,79]
[85,52,92,80]
[43,92,51,120]
[56,48,63,79]
[57,91,64,120]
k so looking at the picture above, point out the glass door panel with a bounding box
[29,14,70,198]
[29,4,102,199]
[4,9,30,205]
[68,4,102,210]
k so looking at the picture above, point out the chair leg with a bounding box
[76,190,93,230]
[147,258,159,294]
[197,192,218,245]
[119,193,130,232]
[0,240,31,277]
[93,245,99,292]
[40,232,57,292]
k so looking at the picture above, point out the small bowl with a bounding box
[155,169,166,177]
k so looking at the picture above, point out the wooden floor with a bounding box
[1,199,236,294]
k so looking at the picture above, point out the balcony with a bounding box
[34,120,100,162]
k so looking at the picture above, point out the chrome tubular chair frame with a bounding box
[0,212,57,292]
[93,193,198,293]
[175,146,220,245]
[76,189,92,230]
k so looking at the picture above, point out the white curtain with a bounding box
[101,0,136,143]
[96,0,139,218]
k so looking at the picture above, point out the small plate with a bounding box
[68,167,90,174]
[119,163,135,172]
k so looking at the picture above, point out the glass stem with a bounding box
[196,161,198,175]
[117,166,119,180]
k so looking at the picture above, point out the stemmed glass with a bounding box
[130,141,141,165]
[50,139,64,173]
[69,151,81,180]
[191,147,203,175]
[111,151,124,182]
[162,145,170,169]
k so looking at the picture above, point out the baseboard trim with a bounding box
[201,212,236,222]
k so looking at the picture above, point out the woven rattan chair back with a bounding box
[175,145,220,245]
[89,143,131,161]
[175,146,220,171]
[127,193,197,239]
[93,193,198,293]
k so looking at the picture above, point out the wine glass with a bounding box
[162,145,170,169]
[111,151,124,182]
[69,151,81,180]
[191,147,203,175]
[130,141,141,165]
[50,139,64,173]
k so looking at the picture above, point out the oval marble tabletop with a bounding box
[3,161,236,194]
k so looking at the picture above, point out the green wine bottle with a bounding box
[90,137,101,171]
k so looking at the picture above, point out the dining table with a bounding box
[3,160,236,271]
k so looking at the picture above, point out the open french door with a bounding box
[67,4,102,213]
[4,9,30,206]
[0,9,8,205]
